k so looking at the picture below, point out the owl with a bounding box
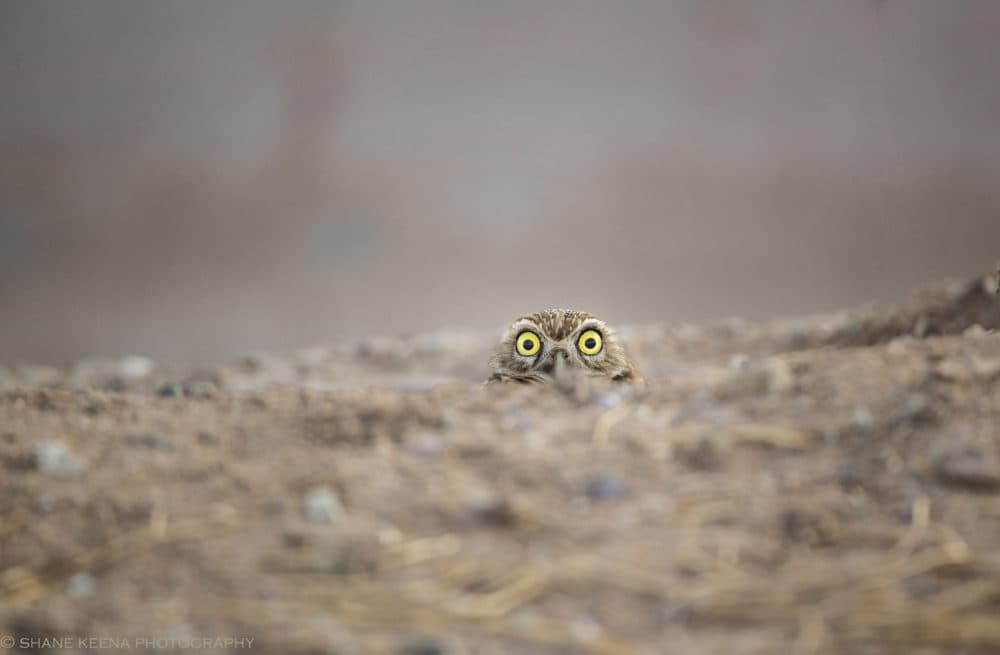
[487,309,641,384]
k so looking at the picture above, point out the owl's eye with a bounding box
[515,331,541,357]
[577,329,603,356]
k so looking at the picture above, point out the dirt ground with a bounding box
[2,273,1000,655]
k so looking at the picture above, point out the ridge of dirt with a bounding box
[1,273,999,654]
[820,273,1000,348]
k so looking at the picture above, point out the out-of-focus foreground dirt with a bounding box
[2,274,1000,655]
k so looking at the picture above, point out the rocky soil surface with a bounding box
[2,273,1000,654]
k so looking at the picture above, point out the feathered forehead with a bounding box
[514,309,600,340]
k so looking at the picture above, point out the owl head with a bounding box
[487,309,640,384]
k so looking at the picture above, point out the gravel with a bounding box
[33,441,85,475]
[117,355,154,380]
[585,474,629,501]
[66,572,96,598]
[303,486,343,524]
[156,381,184,397]
[929,441,1000,491]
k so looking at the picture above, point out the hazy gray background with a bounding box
[1,1,998,364]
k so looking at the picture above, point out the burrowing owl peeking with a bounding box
[487,309,641,384]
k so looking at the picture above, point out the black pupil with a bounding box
[584,337,597,349]
[522,339,535,351]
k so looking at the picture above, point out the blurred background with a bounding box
[1,0,998,364]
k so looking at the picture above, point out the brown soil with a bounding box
[2,273,1000,655]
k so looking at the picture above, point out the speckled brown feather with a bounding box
[516,309,597,341]
[487,309,642,385]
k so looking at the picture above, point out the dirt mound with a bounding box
[2,273,999,654]
[823,271,1000,347]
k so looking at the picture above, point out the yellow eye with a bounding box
[577,329,603,356]
[515,331,541,357]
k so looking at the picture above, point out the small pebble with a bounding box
[585,474,629,502]
[237,353,266,372]
[964,324,988,338]
[781,508,828,545]
[126,433,175,451]
[715,358,794,398]
[972,358,1000,380]
[887,335,917,353]
[303,486,343,524]
[33,441,85,475]
[156,381,184,397]
[438,411,460,430]
[893,395,935,426]
[377,526,404,546]
[65,572,96,598]
[464,490,516,527]
[675,323,702,339]
[117,355,154,380]
[197,432,218,445]
[852,406,875,431]
[675,438,722,471]
[402,431,444,457]
[929,442,1000,491]
[594,389,625,409]
[985,271,1000,295]
[355,336,396,358]
[416,333,449,354]
[400,637,446,655]
[185,381,217,398]
[728,354,750,370]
